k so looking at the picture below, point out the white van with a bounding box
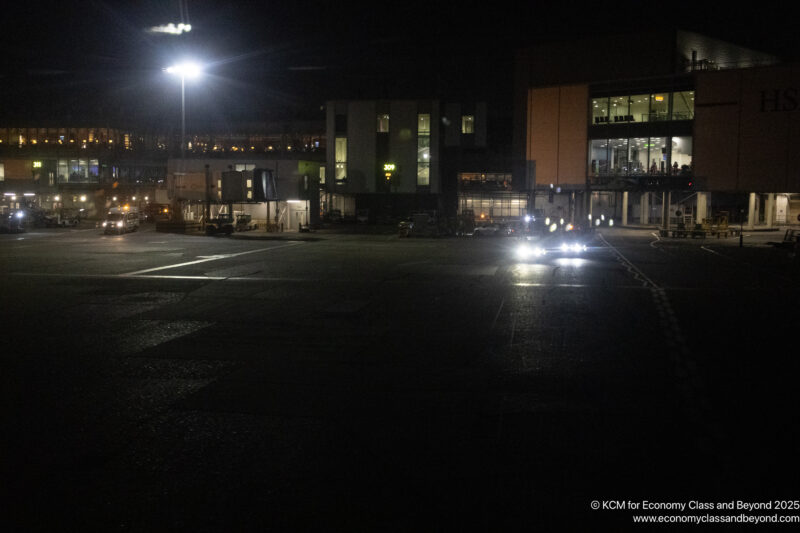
[102,209,139,234]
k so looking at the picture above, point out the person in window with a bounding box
[650,160,658,174]
[672,161,679,175]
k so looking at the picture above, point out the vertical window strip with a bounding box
[417,114,430,186]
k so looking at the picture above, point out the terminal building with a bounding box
[327,30,800,231]
[323,99,514,223]
[0,122,324,226]
[513,29,799,229]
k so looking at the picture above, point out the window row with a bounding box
[0,128,324,152]
[0,128,130,148]
[591,91,694,125]
[589,137,693,177]
[458,194,527,219]
[375,113,472,134]
[459,173,512,191]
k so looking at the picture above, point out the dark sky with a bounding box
[2,1,799,126]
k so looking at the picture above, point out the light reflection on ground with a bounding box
[554,257,588,268]
[510,262,552,277]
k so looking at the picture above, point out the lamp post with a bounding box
[165,62,202,222]
[165,62,201,159]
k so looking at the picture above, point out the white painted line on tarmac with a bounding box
[511,282,649,289]
[7,272,317,282]
[598,232,723,450]
[128,275,312,281]
[700,245,722,256]
[650,232,663,249]
[119,241,303,276]
[598,233,658,289]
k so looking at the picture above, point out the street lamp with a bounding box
[165,62,202,162]
[165,61,202,222]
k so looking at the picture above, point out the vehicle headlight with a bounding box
[117,221,123,227]
[571,243,583,253]
[608,218,614,227]
[102,222,107,227]
[15,212,23,218]
[549,223,558,232]
[561,243,569,252]
[516,244,545,260]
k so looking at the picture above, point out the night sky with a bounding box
[2,1,799,127]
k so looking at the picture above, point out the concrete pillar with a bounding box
[747,192,757,229]
[622,191,628,226]
[641,192,650,224]
[765,193,775,228]
[696,192,707,225]
[662,191,670,230]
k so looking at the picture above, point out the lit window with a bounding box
[417,114,431,187]
[377,114,390,133]
[335,137,347,182]
[418,114,431,133]
[461,115,474,134]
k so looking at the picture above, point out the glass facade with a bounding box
[671,91,695,120]
[335,137,347,183]
[417,114,430,186]
[589,136,692,177]
[458,192,526,220]
[54,158,100,183]
[592,91,694,125]
[459,172,512,191]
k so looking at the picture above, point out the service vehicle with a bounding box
[399,212,442,238]
[514,223,593,261]
[0,210,26,233]
[44,208,81,227]
[144,204,170,222]
[205,213,235,235]
[102,208,139,234]
[472,223,501,237]
[205,212,257,235]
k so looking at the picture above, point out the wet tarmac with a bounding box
[2,224,799,530]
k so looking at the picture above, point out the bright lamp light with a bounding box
[166,62,202,79]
